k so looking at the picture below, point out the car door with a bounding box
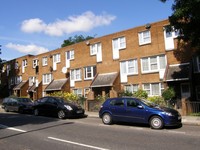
[45,98,59,115]
[109,98,127,122]
[9,98,18,111]
[125,98,146,123]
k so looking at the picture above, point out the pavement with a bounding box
[1,105,200,126]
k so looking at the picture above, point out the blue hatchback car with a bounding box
[99,97,182,129]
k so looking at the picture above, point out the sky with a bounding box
[0,0,174,61]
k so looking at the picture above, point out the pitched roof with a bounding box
[91,72,118,87]
[13,81,28,90]
[165,63,190,81]
[44,78,68,92]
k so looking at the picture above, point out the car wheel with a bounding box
[102,113,112,125]
[4,106,9,112]
[58,110,66,119]
[149,116,164,129]
[34,109,39,116]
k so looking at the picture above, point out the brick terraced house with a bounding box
[0,19,200,113]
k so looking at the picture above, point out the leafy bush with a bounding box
[133,89,148,99]
[147,96,166,107]
[162,87,175,101]
[48,91,83,104]
[120,90,134,97]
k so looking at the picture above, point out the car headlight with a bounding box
[164,112,173,116]
[64,105,73,111]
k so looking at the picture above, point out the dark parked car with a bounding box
[99,97,182,129]
[2,97,34,113]
[33,96,85,119]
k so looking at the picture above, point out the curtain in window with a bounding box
[142,58,149,72]
[159,55,166,69]
[152,83,159,95]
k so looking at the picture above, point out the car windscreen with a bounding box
[17,98,32,103]
[140,99,157,108]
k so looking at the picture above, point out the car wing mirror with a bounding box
[137,105,144,109]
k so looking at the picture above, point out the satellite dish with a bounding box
[62,67,67,73]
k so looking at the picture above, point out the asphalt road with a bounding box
[0,112,200,150]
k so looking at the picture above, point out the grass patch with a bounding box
[189,112,200,116]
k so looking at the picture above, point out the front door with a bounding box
[181,83,191,99]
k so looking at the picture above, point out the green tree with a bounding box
[161,0,200,53]
[61,35,94,47]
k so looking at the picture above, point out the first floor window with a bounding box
[43,73,52,85]
[141,55,166,73]
[15,76,22,84]
[84,66,96,80]
[120,59,138,75]
[71,68,81,81]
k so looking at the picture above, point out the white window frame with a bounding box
[66,50,74,60]
[22,59,27,67]
[71,68,82,81]
[164,26,180,39]
[84,88,90,98]
[143,83,164,96]
[29,76,36,86]
[112,36,126,50]
[124,84,139,93]
[43,73,52,85]
[73,88,82,97]
[15,76,22,84]
[138,30,151,45]
[141,55,166,73]
[53,53,61,63]
[33,59,39,68]
[42,57,48,66]
[84,66,96,80]
[120,59,138,75]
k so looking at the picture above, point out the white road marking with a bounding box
[0,124,27,132]
[48,136,110,150]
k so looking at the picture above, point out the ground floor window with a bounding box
[124,84,139,93]
[84,88,90,98]
[73,88,82,97]
[143,83,164,96]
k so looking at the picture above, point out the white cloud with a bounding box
[6,43,49,55]
[21,11,116,36]
[21,18,46,33]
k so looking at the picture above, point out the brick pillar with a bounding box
[110,89,117,98]
[181,98,187,116]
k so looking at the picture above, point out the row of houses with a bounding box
[0,19,200,112]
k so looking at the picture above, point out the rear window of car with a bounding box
[110,99,125,107]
